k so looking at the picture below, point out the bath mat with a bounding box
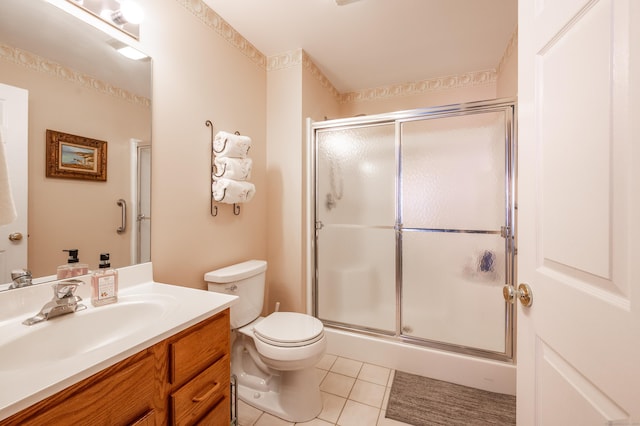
[386,371,516,426]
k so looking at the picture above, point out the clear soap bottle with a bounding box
[91,253,118,306]
[57,249,89,279]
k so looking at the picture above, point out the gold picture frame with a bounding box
[46,129,107,181]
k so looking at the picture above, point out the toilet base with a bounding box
[232,334,323,422]
[236,368,322,423]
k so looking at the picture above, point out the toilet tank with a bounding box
[205,260,267,329]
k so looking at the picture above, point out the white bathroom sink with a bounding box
[0,294,174,372]
[0,263,238,421]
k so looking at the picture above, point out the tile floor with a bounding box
[237,353,412,426]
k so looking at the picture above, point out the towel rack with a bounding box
[207,120,241,217]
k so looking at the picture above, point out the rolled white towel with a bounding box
[214,157,252,181]
[212,178,256,204]
[213,131,251,158]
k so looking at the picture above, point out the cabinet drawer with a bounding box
[194,396,229,426]
[130,410,155,425]
[171,354,230,426]
[169,310,229,386]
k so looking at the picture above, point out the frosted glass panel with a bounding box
[401,112,506,230]
[317,226,396,333]
[312,101,514,360]
[402,231,506,353]
[317,125,395,226]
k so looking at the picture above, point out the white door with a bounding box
[136,143,151,263]
[0,83,28,284]
[517,0,640,424]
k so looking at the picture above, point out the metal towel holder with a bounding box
[207,120,241,217]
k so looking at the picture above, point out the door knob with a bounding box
[8,232,23,242]
[503,283,533,307]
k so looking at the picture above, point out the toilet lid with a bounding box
[253,312,324,346]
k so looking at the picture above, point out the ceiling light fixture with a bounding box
[110,0,144,25]
[64,0,143,39]
[116,46,148,60]
[108,39,148,60]
[335,0,362,5]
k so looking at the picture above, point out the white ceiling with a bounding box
[202,0,518,93]
[0,1,517,98]
[0,0,151,99]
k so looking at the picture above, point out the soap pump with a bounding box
[56,249,89,279]
[91,253,118,306]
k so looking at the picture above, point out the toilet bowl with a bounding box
[205,260,326,422]
[243,312,325,370]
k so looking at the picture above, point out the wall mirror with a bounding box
[0,0,152,289]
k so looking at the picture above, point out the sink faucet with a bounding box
[9,269,32,289]
[23,280,87,326]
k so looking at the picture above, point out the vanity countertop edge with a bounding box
[0,262,237,421]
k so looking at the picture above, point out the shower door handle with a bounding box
[503,283,533,307]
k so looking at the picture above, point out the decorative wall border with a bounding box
[267,49,303,71]
[265,49,497,105]
[0,43,150,108]
[267,49,341,101]
[339,70,497,104]
[176,0,266,69]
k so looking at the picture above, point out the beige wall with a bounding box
[140,4,516,307]
[496,32,518,98]
[10,0,517,308]
[263,51,341,314]
[139,0,268,289]
[265,63,303,312]
[0,52,150,277]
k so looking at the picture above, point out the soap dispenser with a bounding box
[57,249,89,279]
[91,253,118,306]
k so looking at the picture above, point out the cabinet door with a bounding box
[3,351,155,426]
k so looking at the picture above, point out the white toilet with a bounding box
[205,260,326,423]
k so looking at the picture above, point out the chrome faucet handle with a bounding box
[52,279,83,300]
[9,268,32,289]
[22,280,86,326]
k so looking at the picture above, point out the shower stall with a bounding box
[309,98,516,363]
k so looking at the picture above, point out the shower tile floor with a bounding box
[237,353,412,426]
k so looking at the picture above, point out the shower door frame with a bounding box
[309,98,517,362]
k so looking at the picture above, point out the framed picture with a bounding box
[46,130,107,181]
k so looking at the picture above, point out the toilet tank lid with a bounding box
[204,260,267,283]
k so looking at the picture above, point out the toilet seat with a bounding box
[253,312,324,347]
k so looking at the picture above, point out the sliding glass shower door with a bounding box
[400,112,511,354]
[315,124,396,333]
[312,99,516,360]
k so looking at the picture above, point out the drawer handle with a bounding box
[192,382,221,403]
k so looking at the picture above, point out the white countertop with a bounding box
[0,262,237,420]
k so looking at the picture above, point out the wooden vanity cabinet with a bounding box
[167,308,231,425]
[0,309,230,426]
